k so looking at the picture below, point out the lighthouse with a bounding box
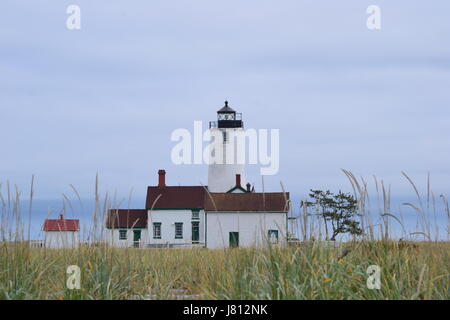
[207,101,247,193]
[104,100,290,249]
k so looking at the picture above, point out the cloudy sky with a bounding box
[1,1,449,206]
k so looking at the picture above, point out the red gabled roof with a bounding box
[43,218,79,232]
[204,192,290,212]
[146,186,206,209]
[106,209,147,229]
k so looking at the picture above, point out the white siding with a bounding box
[105,210,287,249]
[106,228,149,248]
[147,209,206,247]
[44,231,79,248]
[206,212,287,249]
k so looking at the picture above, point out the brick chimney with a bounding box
[59,214,64,220]
[235,174,241,188]
[158,169,166,187]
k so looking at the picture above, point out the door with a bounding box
[133,230,141,248]
[192,222,199,243]
[229,232,239,248]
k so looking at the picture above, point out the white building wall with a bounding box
[44,231,79,249]
[147,209,205,247]
[207,127,246,193]
[206,212,287,249]
[106,228,149,248]
[105,210,287,249]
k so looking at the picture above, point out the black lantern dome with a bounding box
[210,101,243,129]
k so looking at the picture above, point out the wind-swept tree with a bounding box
[304,190,362,241]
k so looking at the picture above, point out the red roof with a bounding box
[205,192,290,212]
[146,186,206,209]
[106,209,147,229]
[43,218,79,231]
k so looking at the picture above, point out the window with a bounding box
[222,131,227,143]
[192,221,199,243]
[153,223,161,239]
[191,210,200,220]
[119,229,127,240]
[268,230,279,244]
[175,222,183,239]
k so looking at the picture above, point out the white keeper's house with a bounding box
[106,102,290,249]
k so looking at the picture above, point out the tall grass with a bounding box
[0,243,448,299]
[0,171,448,300]
[293,170,449,242]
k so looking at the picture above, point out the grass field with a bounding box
[0,241,448,300]
[1,172,449,300]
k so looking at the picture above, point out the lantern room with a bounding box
[209,101,243,129]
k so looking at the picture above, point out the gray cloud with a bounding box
[0,0,449,201]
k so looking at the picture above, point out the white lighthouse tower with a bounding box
[207,101,246,193]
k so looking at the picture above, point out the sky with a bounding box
[1,0,450,214]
